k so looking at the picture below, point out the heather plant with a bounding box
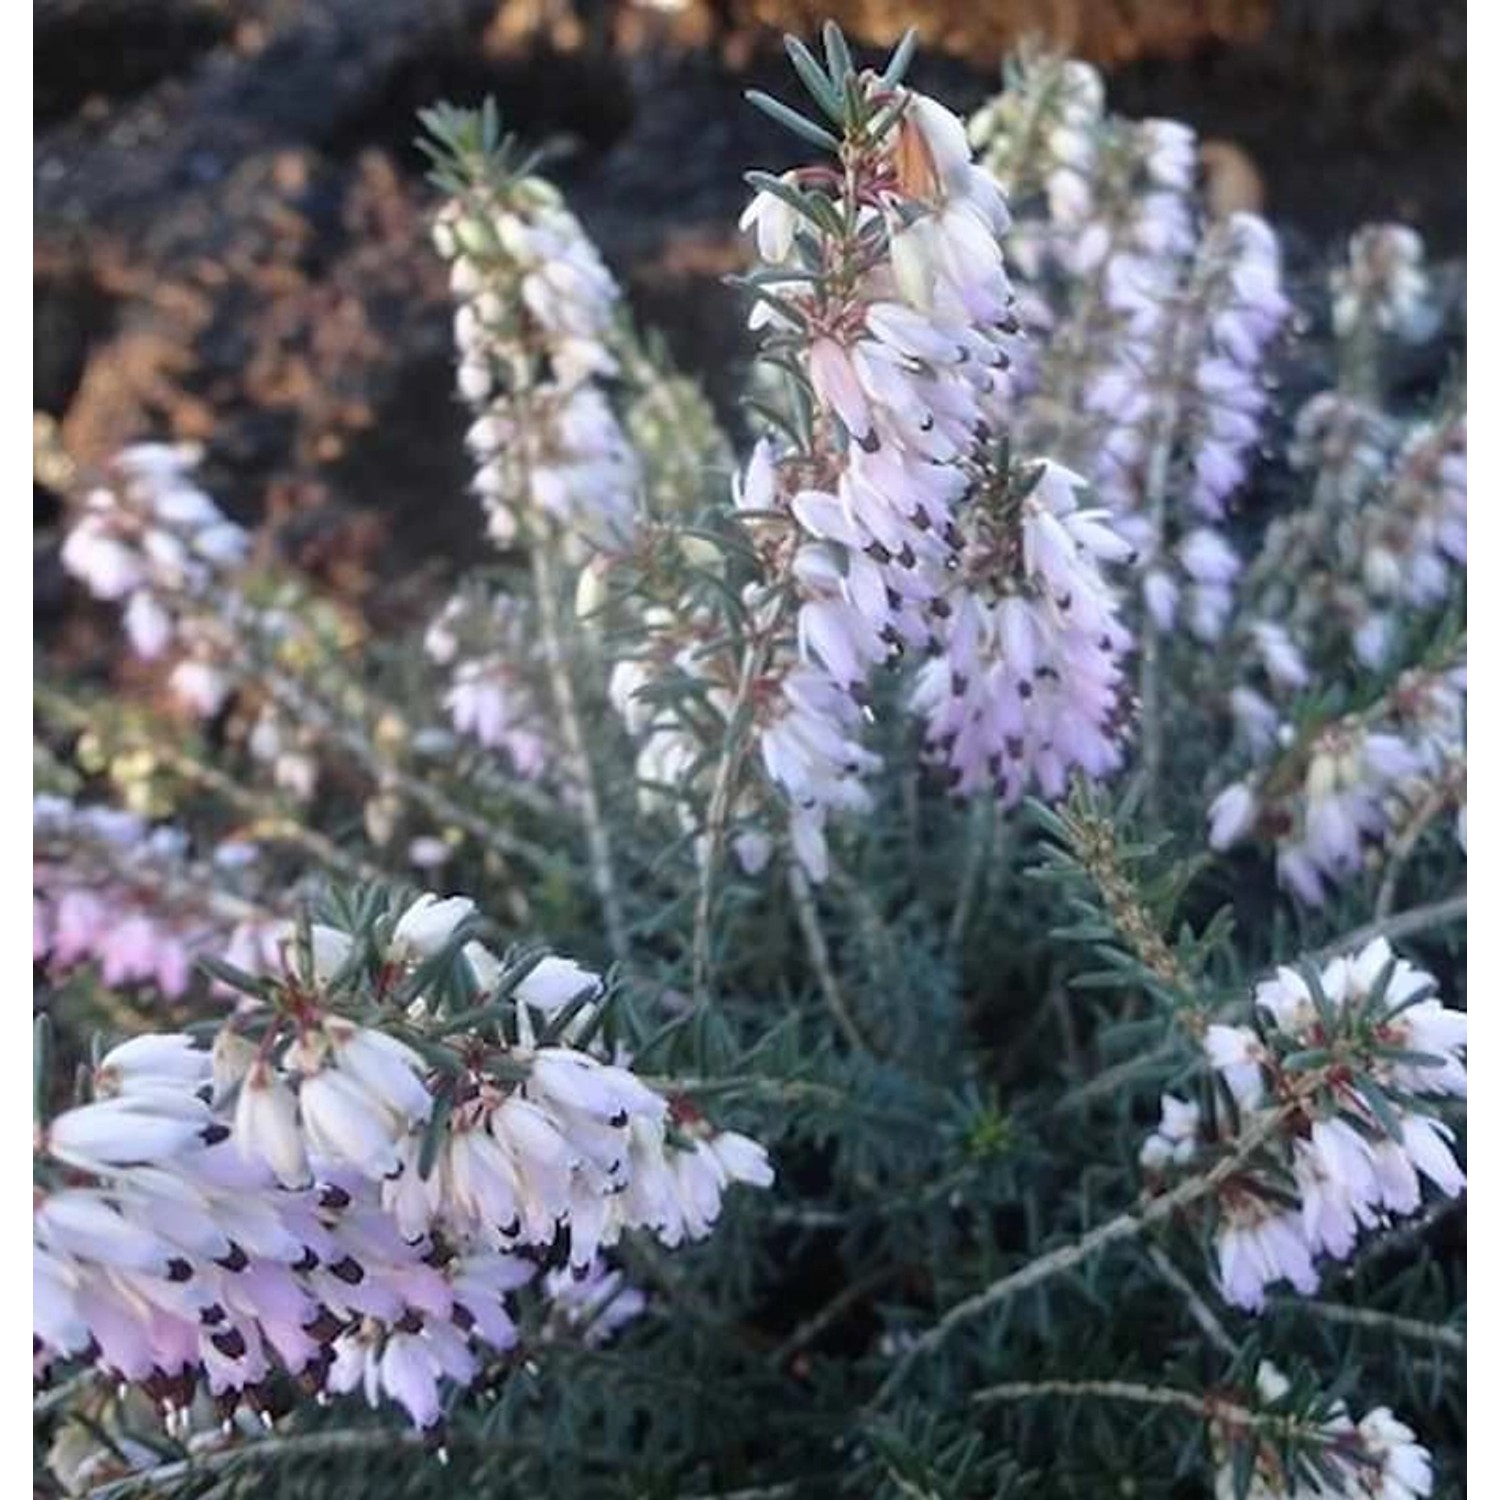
[33,31,1464,1500]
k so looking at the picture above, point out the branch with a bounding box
[787,859,871,1053]
[529,540,628,961]
[872,1107,1292,1406]
[1376,777,1464,917]
[1271,1297,1465,1355]
[1145,1244,1236,1357]
[972,1376,1247,1425]
[1056,891,1466,1113]
[679,1485,804,1500]
[947,802,999,954]
[691,627,776,1005]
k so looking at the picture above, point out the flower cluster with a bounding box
[1208,658,1465,905]
[1141,939,1465,1311]
[1339,413,1466,663]
[733,76,1022,870]
[714,53,1135,874]
[540,1259,646,1347]
[60,443,250,718]
[430,123,638,556]
[53,442,353,813]
[33,794,283,999]
[969,54,1289,646]
[1196,230,1464,905]
[911,457,1133,802]
[424,588,551,777]
[1225,384,1463,722]
[1267,396,1466,678]
[965,52,1106,295]
[1330,223,1437,347]
[34,890,771,1430]
[1211,1362,1432,1500]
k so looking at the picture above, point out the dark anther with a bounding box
[328,1255,365,1285]
[210,1327,247,1361]
[303,1309,346,1345]
[215,1242,248,1273]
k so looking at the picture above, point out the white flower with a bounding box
[1217,1198,1317,1311]
[211,1031,258,1105]
[94,1034,211,1095]
[1252,967,1315,1033]
[35,1189,184,1277]
[702,1130,775,1188]
[528,1048,661,1128]
[298,1068,403,1178]
[1207,782,1257,850]
[234,1061,311,1188]
[169,659,231,718]
[1202,1025,1265,1109]
[270,921,354,986]
[543,1260,646,1346]
[514,956,602,1015]
[1391,1112,1465,1199]
[61,522,146,599]
[807,338,873,445]
[1355,1407,1433,1500]
[1140,1094,1201,1170]
[463,940,503,996]
[906,93,974,192]
[446,1126,525,1240]
[326,1022,433,1125]
[124,590,173,659]
[738,176,798,262]
[1295,1119,1380,1259]
[45,1096,209,1174]
[390,894,476,961]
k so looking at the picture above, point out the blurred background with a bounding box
[35,0,1464,641]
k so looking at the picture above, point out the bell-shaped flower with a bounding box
[390,894,476,963]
